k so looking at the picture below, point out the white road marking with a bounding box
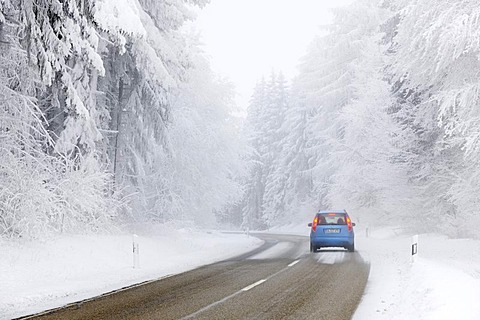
[288,259,300,267]
[242,279,267,291]
[182,242,303,319]
[183,278,270,319]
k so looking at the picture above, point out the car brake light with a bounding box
[312,216,318,232]
[346,216,353,232]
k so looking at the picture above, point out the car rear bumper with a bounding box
[310,235,354,247]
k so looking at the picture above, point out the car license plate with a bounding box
[325,229,340,233]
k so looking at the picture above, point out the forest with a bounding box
[1,0,479,239]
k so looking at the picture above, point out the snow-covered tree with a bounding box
[262,73,289,225]
[163,49,245,226]
[0,0,120,237]
[94,0,233,224]
[322,0,419,224]
[388,0,480,236]
[241,72,291,228]
[242,79,268,229]
[284,2,367,218]
[1,0,249,238]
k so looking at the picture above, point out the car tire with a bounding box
[348,243,355,252]
[310,242,314,253]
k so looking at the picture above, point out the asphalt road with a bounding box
[19,233,370,320]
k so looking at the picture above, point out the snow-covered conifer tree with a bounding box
[242,79,268,229]
[388,0,480,236]
[262,73,289,225]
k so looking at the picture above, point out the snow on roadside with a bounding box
[353,227,480,320]
[3,222,478,320]
[0,226,262,320]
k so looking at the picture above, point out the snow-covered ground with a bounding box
[353,227,480,320]
[2,223,479,320]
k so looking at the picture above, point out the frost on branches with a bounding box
[241,0,480,238]
[1,0,245,239]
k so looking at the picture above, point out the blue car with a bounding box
[308,210,355,252]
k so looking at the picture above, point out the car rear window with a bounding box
[317,213,347,225]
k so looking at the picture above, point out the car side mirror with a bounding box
[308,223,312,227]
[352,223,356,227]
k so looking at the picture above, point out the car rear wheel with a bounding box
[347,243,355,252]
[310,242,314,253]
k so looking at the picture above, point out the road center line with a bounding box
[181,260,300,319]
[288,259,300,267]
[242,279,267,291]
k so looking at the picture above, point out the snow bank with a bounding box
[353,227,480,320]
[0,226,262,319]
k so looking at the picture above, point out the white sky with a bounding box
[193,0,353,108]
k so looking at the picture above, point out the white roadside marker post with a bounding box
[133,234,140,269]
[411,234,418,263]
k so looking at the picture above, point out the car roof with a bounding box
[317,209,347,214]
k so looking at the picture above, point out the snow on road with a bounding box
[1,223,479,320]
[248,241,294,260]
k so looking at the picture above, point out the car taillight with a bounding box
[346,216,353,232]
[312,216,318,232]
